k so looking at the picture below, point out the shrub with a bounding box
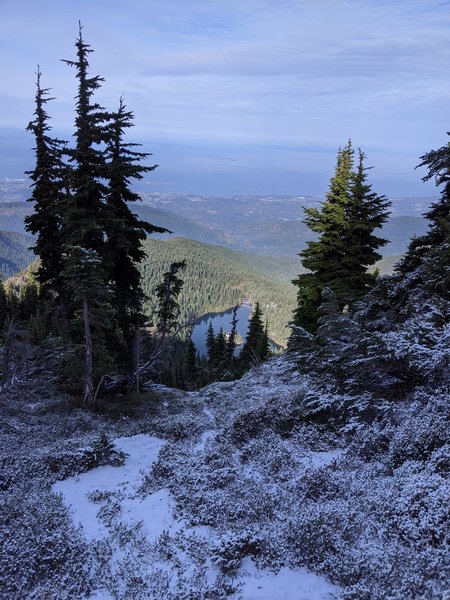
[44,432,126,480]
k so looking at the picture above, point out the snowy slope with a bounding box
[52,366,341,599]
[2,354,448,599]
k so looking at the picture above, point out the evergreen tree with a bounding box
[154,260,186,338]
[257,319,270,361]
[103,98,169,352]
[342,149,390,299]
[292,142,354,332]
[25,68,68,302]
[185,338,198,386]
[206,321,216,365]
[292,142,389,332]
[215,327,227,366]
[0,275,7,331]
[62,247,116,405]
[61,24,110,257]
[18,268,39,322]
[4,281,19,321]
[29,307,48,345]
[226,304,239,361]
[25,25,172,393]
[240,302,266,366]
[398,132,450,281]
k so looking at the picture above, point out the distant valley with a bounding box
[0,180,433,258]
[0,180,431,341]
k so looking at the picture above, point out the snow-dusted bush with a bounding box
[151,412,205,441]
[44,432,126,480]
[228,394,307,444]
[388,394,449,467]
[212,529,261,573]
[0,485,91,599]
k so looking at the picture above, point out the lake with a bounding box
[191,305,251,358]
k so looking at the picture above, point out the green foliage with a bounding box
[240,302,269,367]
[185,338,198,387]
[1,265,46,336]
[226,305,239,360]
[293,141,390,332]
[154,260,186,336]
[0,231,35,279]
[141,237,297,346]
[18,267,39,321]
[61,247,119,395]
[206,322,217,367]
[23,26,165,386]
[102,98,168,351]
[398,132,450,278]
[24,68,68,301]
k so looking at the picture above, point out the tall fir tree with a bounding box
[25,68,68,302]
[292,141,389,333]
[398,132,450,282]
[25,25,173,391]
[154,260,186,338]
[185,338,198,386]
[61,24,110,256]
[226,304,239,361]
[206,321,216,365]
[103,98,169,352]
[240,301,266,366]
[257,319,270,361]
[338,149,390,301]
[292,141,354,332]
[215,327,227,366]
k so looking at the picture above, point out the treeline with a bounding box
[1,25,294,400]
[0,267,41,334]
[140,237,297,346]
[1,25,170,403]
[287,132,450,402]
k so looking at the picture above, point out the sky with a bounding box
[0,0,449,196]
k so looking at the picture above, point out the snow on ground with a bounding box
[298,449,343,469]
[193,428,216,451]
[239,558,340,600]
[53,429,340,599]
[53,434,169,541]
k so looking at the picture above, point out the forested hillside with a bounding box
[0,203,31,235]
[0,230,398,350]
[0,231,34,278]
[140,237,298,346]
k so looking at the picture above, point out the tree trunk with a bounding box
[134,326,140,395]
[82,295,94,406]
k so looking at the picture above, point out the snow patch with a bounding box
[53,431,341,599]
[52,434,167,541]
[239,558,339,600]
[299,449,343,469]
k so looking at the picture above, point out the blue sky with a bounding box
[0,0,449,195]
